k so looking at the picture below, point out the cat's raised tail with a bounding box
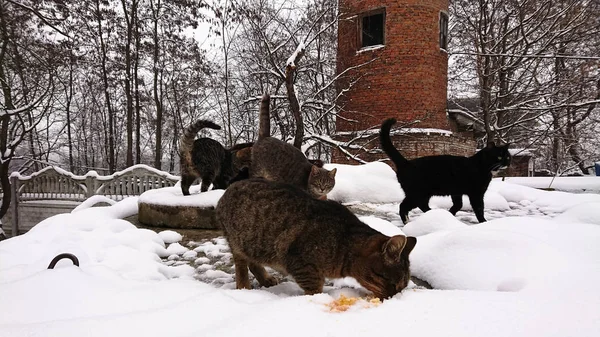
[179,120,221,155]
[258,93,271,140]
[380,118,410,169]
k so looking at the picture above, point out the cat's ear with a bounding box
[329,168,337,178]
[402,236,417,256]
[311,165,319,175]
[486,141,495,149]
[382,235,407,262]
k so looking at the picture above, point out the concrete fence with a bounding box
[2,165,179,236]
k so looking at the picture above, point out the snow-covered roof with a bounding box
[447,108,485,132]
[335,127,453,137]
[509,148,535,157]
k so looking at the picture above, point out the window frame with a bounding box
[358,8,386,50]
[439,11,449,51]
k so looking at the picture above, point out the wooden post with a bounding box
[10,175,19,237]
[85,176,95,198]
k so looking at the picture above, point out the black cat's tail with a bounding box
[380,118,410,169]
[258,93,270,140]
[179,120,221,155]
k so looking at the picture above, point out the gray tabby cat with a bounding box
[215,178,417,299]
[250,94,336,199]
[179,120,252,195]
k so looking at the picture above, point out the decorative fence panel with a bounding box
[3,165,179,237]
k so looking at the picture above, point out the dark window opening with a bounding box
[361,10,385,48]
[440,12,448,50]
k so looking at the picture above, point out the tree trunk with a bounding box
[134,5,142,164]
[121,0,135,167]
[151,0,163,169]
[0,5,13,218]
[66,52,75,172]
[95,0,115,173]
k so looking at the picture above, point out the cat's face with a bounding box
[308,166,336,197]
[233,147,253,169]
[483,143,512,172]
[353,235,417,299]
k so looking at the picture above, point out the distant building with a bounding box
[505,149,535,177]
[333,0,477,164]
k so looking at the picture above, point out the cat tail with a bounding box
[179,120,221,155]
[258,93,271,140]
[380,118,410,169]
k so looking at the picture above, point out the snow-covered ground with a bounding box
[500,176,600,193]
[1,162,599,337]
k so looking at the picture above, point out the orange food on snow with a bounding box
[327,294,381,312]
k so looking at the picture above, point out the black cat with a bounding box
[380,118,511,223]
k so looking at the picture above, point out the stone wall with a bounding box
[2,201,79,236]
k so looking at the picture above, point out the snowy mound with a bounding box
[0,198,194,284]
[402,209,467,237]
[325,162,403,203]
[554,202,600,226]
[410,216,600,292]
[359,216,406,237]
[501,176,600,193]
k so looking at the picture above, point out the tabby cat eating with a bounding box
[380,118,511,223]
[216,178,417,299]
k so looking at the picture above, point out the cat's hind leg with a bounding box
[180,175,196,196]
[233,254,251,289]
[468,193,487,223]
[200,173,216,192]
[449,194,463,215]
[249,263,278,287]
[417,197,431,214]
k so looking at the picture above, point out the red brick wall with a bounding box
[336,0,450,132]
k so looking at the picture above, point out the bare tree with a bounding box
[449,0,600,174]
[0,0,64,218]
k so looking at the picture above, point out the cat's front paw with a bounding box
[260,275,279,287]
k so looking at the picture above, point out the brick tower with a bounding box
[333,0,475,163]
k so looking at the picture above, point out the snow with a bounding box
[501,176,600,193]
[286,41,305,67]
[357,44,385,53]
[158,230,183,244]
[138,184,224,207]
[325,162,403,203]
[335,127,453,137]
[1,162,600,336]
[554,202,600,225]
[166,242,189,255]
[10,163,179,181]
[72,195,116,212]
[508,148,535,157]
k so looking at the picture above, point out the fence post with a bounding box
[10,175,19,237]
[85,175,95,198]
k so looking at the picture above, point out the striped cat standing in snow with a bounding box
[179,120,252,195]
